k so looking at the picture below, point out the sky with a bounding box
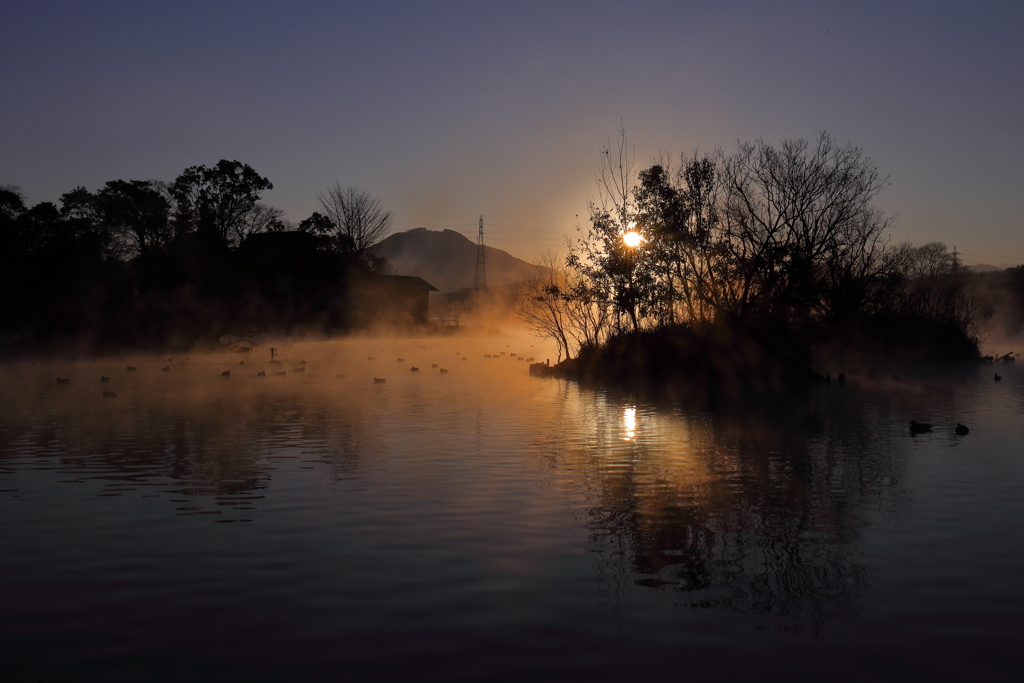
[3,0,1023,266]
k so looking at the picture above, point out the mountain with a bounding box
[373,228,539,290]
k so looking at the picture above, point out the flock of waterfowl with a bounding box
[909,419,970,436]
[49,343,1007,442]
[906,360,1013,437]
[50,342,543,397]
[359,346,537,382]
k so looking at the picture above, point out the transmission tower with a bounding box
[473,215,487,290]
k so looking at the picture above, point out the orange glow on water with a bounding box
[623,406,636,439]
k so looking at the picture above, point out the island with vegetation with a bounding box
[516,132,1005,394]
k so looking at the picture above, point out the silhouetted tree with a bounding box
[0,186,29,258]
[59,186,97,222]
[906,242,955,279]
[315,183,393,256]
[0,185,26,223]
[59,186,115,261]
[884,242,977,345]
[635,154,722,326]
[298,211,334,235]
[515,252,612,361]
[18,201,64,252]
[716,134,894,331]
[568,126,658,333]
[298,211,353,252]
[0,190,116,339]
[96,179,172,257]
[546,131,977,367]
[238,202,286,242]
[172,160,273,247]
[0,163,409,351]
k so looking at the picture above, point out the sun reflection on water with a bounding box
[623,407,636,440]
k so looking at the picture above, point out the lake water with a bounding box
[2,335,1022,682]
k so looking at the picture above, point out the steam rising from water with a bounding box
[3,333,1023,679]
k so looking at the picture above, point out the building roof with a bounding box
[377,274,440,292]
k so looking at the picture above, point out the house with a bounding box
[237,232,439,330]
[350,274,440,328]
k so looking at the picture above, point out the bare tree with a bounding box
[906,242,955,279]
[315,183,393,254]
[716,133,893,325]
[236,202,286,244]
[515,252,612,362]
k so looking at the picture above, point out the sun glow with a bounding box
[623,231,642,248]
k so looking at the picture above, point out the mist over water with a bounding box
[2,334,1023,681]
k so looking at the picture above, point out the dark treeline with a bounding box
[1,162,395,353]
[518,132,986,388]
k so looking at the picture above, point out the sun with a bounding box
[623,231,643,248]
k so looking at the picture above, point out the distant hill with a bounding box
[373,228,539,290]
[966,263,1011,273]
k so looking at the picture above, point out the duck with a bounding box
[431,363,439,368]
[910,420,932,435]
[269,359,282,365]
[222,370,231,377]
[397,357,405,362]
[276,371,287,376]
[995,373,1002,382]
[100,376,110,382]
[238,360,245,365]
[410,366,419,372]
[293,366,305,372]
[335,373,347,379]
[161,366,170,371]
[257,371,266,376]
[373,377,386,383]
[955,423,970,435]
[102,390,117,398]
[367,356,376,361]
[126,366,137,371]
[56,377,71,384]
[439,368,449,374]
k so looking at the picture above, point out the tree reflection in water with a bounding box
[3,380,376,515]
[530,383,910,636]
